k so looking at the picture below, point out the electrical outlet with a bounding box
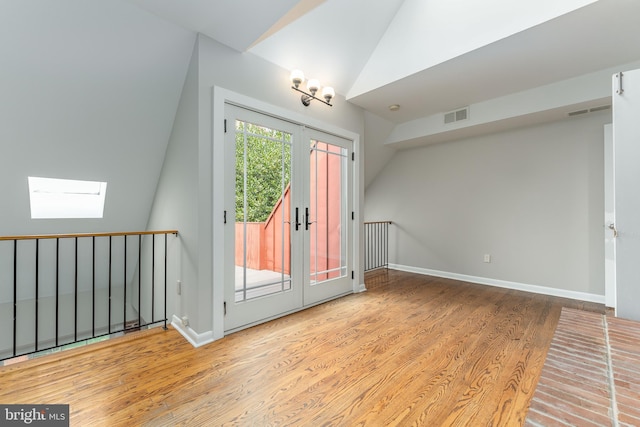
[484,254,491,263]
[177,280,182,295]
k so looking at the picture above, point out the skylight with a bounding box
[28,177,107,219]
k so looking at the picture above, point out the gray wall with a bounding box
[146,41,199,329]
[365,112,609,296]
[364,111,396,190]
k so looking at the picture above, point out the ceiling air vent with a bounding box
[444,107,469,124]
[568,109,589,116]
[568,105,611,117]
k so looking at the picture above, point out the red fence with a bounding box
[235,143,342,277]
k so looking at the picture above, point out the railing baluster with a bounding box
[138,234,141,330]
[378,224,385,266]
[35,239,39,352]
[152,235,155,323]
[124,235,127,331]
[13,240,17,357]
[376,223,379,269]
[74,237,78,342]
[378,224,386,266]
[369,224,372,271]
[56,238,59,348]
[365,224,369,271]
[385,222,389,268]
[373,224,376,269]
[108,235,112,335]
[164,233,168,330]
[92,236,95,338]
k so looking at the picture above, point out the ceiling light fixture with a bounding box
[290,69,334,107]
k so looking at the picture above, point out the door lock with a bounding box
[608,223,618,238]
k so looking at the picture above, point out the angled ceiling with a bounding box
[2,0,639,234]
[0,0,196,234]
[125,0,640,124]
[123,0,304,53]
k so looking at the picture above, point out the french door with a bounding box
[224,105,353,332]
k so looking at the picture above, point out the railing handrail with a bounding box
[364,221,392,225]
[0,230,178,241]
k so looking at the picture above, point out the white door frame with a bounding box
[212,87,362,340]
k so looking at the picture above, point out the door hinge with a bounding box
[224,210,227,224]
[224,119,227,133]
[351,271,354,280]
[616,72,624,95]
[352,152,355,161]
[224,301,227,316]
[352,211,355,220]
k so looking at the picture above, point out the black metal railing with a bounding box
[0,230,177,362]
[364,221,391,272]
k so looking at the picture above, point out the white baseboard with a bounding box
[171,315,215,348]
[388,263,605,304]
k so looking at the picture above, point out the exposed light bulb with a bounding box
[307,79,320,96]
[290,69,304,88]
[322,86,335,104]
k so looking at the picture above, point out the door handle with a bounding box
[295,207,301,231]
[305,207,311,231]
[608,223,618,238]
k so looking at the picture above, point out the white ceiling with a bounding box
[124,0,640,124]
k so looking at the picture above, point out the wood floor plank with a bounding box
[1,269,598,426]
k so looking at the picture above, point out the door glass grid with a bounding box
[235,120,292,301]
[309,140,348,285]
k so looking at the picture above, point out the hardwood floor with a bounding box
[0,269,604,426]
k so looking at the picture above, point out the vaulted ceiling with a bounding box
[2,0,640,235]
[124,0,640,123]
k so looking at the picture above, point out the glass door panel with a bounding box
[309,141,347,284]
[234,119,292,301]
[304,130,352,305]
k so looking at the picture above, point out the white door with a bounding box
[224,106,302,332]
[224,105,354,332]
[613,69,640,321]
[604,124,616,308]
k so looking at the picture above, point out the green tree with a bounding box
[235,121,291,222]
